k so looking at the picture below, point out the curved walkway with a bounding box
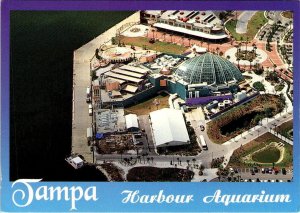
[236,11,257,34]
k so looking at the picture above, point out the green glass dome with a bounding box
[175,53,244,85]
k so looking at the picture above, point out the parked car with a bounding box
[282,168,287,175]
[268,168,273,174]
[253,167,259,173]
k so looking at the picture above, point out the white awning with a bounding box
[153,23,228,40]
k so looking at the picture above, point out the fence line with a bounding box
[268,129,293,145]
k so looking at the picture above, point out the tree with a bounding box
[91,70,97,81]
[152,29,155,39]
[253,81,265,91]
[237,58,240,68]
[216,47,220,55]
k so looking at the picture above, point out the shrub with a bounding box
[253,81,265,91]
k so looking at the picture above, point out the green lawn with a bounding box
[225,11,268,41]
[252,146,281,163]
[228,133,293,168]
[119,36,187,55]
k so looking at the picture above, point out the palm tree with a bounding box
[192,158,196,166]
[249,59,253,69]
[152,29,155,39]
[163,32,166,41]
[252,43,257,55]
[245,37,249,52]
[216,47,220,55]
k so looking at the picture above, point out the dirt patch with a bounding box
[125,94,169,116]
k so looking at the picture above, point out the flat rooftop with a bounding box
[95,108,126,133]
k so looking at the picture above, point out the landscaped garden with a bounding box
[251,144,281,163]
[253,81,265,91]
[118,35,187,55]
[225,11,267,41]
[227,133,293,168]
[127,167,194,181]
[99,163,125,181]
[235,49,256,61]
[275,120,293,140]
[207,94,285,144]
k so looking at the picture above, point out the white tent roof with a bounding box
[125,114,139,129]
[153,23,228,40]
[150,108,190,147]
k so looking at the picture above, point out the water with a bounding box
[10,11,133,181]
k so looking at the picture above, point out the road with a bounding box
[184,108,293,168]
[94,110,293,172]
[72,47,94,162]
[236,11,257,34]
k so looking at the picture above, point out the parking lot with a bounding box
[228,167,293,182]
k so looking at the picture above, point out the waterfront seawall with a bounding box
[72,12,140,163]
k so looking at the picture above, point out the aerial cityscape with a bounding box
[70,10,293,182]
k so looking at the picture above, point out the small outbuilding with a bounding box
[125,114,139,132]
